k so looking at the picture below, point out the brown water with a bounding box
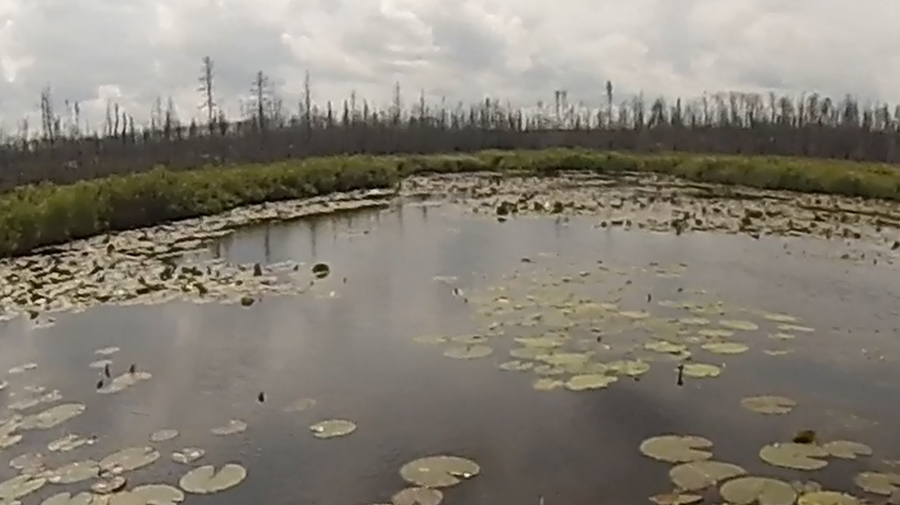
[2,200,900,505]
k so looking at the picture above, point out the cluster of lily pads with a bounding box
[0,341,369,505]
[373,455,480,505]
[415,258,814,393]
[639,430,900,505]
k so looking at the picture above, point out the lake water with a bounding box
[2,200,900,505]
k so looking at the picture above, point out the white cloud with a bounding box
[1,0,898,131]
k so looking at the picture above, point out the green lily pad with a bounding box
[822,441,872,460]
[0,475,46,500]
[9,453,43,472]
[498,360,533,371]
[640,435,714,463]
[8,363,37,375]
[645,341,688,354]
[719,320,759,331]
[740,396,796,414]
[91,475,127,494]
[719,477,796,505]
[514,337,566,348]
[649,492,703,505]
[127,484,186,505]
[699,329,734,338]
[537,352,593,367]
[759,443,828,470]
[509,347,547,359]
[310,419,357,439]
[443,345,492,359]
[149,429,179,442]
[606,359,651,377]
[40,492,96,505]
[762,313,798,323]
[853,472,900,495]
[172,448,205,464]
[702,342,749,355]
[763,349,794,356]
[682,363,721,378]
[532,378,564,391]
[399,456,479,488]
[211,419,247,436]
[450,335,487,345]
[19,403,85,430]
[94,347,121,356]
[769,333,795,340]
[88,359,112,370]
[100,446,161,473]
[620,310,651,319]
[777,324,813,333]
[797,491,860,505]
[179,464,247,494]
[391,487,443,505]
[46,461,99,484]
[532,365,565,375]
[678,317,710,326]
[564,374,617,391]
[669,461,747,491]
[47,434,95,452]
[97,371,152,394]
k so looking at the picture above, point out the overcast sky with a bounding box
[1,0,898,131]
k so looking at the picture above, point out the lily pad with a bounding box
[391,487,443,505]
[682,363,721,378]
[679,317,710,326]
[699,329,734,338]
[97,371,152,394]
[620,310,651,319]
[740,396,796,415]
[498,360,533,371]
[20,403,85,430]
[509,347,547,360]
[0,474,45,501]
[640,435,714,463]
[645,341,688,354]
[450,335,487,345]
[284,398,317,412]
[91,476,127,494]
[443,345,492,359]
[310,419,357,439]
[853,472,900,495]
[650,492,703,505]
[719,477,797,505]
[719,320,759,331]
[179,464,247,494]
[762,313,798,323]
[130,484,185,505]
[399,455,480,488]
[8,364,37,375]
[40,492,97,505]
[88,360,112,370]
[514,337,565,348]
[149,429,179,442]
[777,324,814,333]
[171,448,205,465]
[669,461,747,491]
[94,347,121,356]
[759,443,828,470]
[606,359,651,377]
[769,333,795,340]
[532,378,564,391]
[211,419,247,436]
[564,374,618,391]
[822,441,872,460]
[47,434,95,452]
[46,461,99,484]
[798,491,860,505]
[702,342,749,355]
[99,446,161,473]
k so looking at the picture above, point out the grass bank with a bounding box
[3,148,900,258]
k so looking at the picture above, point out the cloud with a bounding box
[1,0,898,131]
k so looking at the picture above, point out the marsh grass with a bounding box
[2,148,900,258]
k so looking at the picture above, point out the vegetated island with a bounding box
[2,148,900,259]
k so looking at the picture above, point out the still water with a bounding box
[2,200,900,505]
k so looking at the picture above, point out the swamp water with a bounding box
[2,200,900,505]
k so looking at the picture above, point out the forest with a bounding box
[1,56,900,192]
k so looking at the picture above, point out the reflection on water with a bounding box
[2,201,900,505]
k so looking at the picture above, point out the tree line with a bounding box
[1,56,899,192]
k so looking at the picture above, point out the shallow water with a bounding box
[3,200,900,505]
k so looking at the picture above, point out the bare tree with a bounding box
[198,56,217,128]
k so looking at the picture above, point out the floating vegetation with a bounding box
[640,435,714,463]
[649,492,703,505]
[718,320,759,331]
[9,453,43,472]
[172,448,205,464]
[698,329,734,339]
[645,341,688,354]
[399,456,480,488]
[100,446,161,473]
[681,363,721,378]
[769,333,796,340]
[94,346,120,356]
[0,475,45,501]
[701,342,750,355]
[309,419,357,439]
[740,396,797,415]
[8,363,37,375]
[392,487,443,505]
[822,441,873,459]
[88,359,112,370]
[413,336,448,345]
[532,378,564,391]
[719,477,797,505]
[97,372,152,394]
[606,359,650,377]
[759,443,829,470]
[91,475,126,494]
[498,360,533,371]
[129,484,186,505]
[211,419,248,436]
[797,491,860,505]
[443,345,492,359]
[778,324,814,333]
[46,461,99,484]
[47,434,95,452]
[678,317,710,326]
[149,429,179,442]
[179,464,247,494]
[669,461,747,491]
[564,374,617,391]
[854,472,900,496]
[19,403,85,430]
[619,310,651,320]
[762,313,799,323]
[284,398,317,412]
[40,491,98,505]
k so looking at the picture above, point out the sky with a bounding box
[1,0,899,133]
